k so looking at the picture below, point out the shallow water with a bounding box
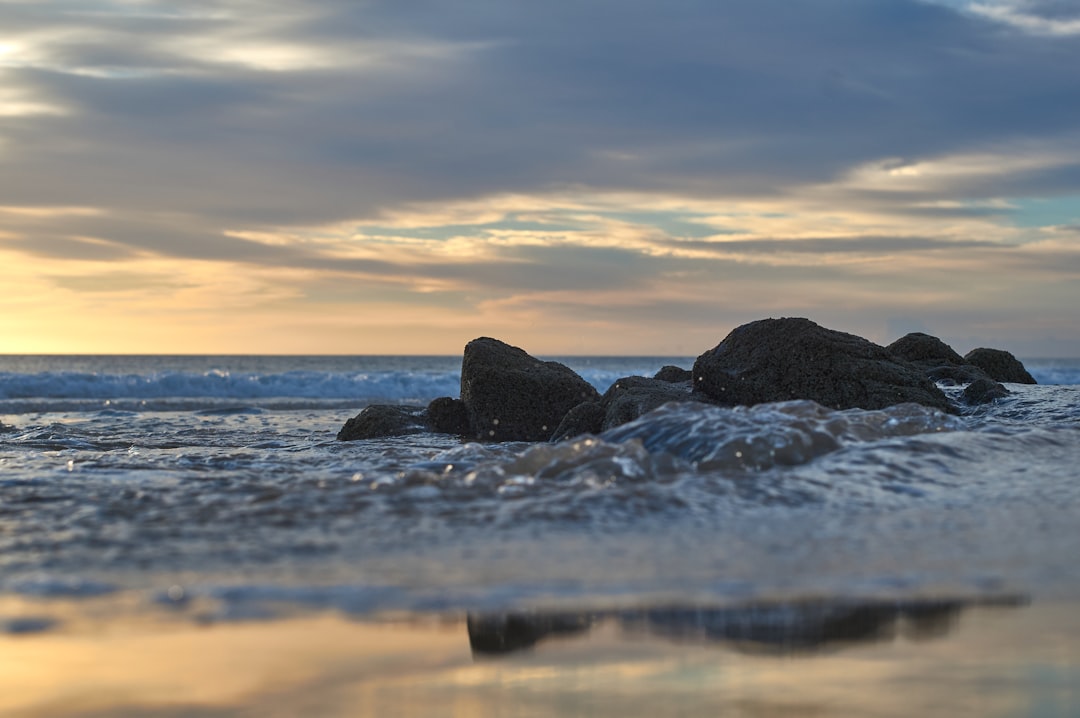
[1,594,1077,718]
[1,355,1079,714]
[1,357,1078,600]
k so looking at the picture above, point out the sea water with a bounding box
[1,354,1079,605]
[2,355,1079,715]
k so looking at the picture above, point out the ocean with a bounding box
[2,354,1079,716]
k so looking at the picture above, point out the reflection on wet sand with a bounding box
[2,595,1078,717]
[467,597,1022,657]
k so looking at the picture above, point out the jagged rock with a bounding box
[692,317,951,412]
[964,348,1037,384]
[962,378,1010,405]
[653,365,693,383]
[426,397,470,434]
[461,337,600,441]
[550,401,606,442]
[0,421,13,434]
[886,332,965,366]
[337,405,427,441]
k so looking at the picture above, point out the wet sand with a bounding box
[2,596,1078,717]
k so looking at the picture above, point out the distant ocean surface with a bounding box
[1,353,1079,617]
[0,355,674,414]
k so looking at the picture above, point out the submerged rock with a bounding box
[337,405,427,441]
[923,363,995,386]
[962,378,1010,405]
[692,318,950,412]
[599,376,696,430]
[551,375,700,441]
[964,348,1037,384]
[426,397,470,435]
[338,400,467,441]
[550,401,606,441]
[461,337,600,441]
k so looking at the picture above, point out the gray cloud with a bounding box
[3,0,1080,238]
[3,0,1080,357]
[3,235,137,262]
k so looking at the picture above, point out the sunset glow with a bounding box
[2,0,1079,355]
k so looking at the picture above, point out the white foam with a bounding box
[0,369,462,405]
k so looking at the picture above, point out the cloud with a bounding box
[654,235,1002,256]
[2,0,1080,353]
[46,270,196,293]
[968,0,1080,35]
[3,0,1080,227]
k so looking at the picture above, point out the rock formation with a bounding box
[336,405,428,441]
[551,374,701,441]
[338,319,1039,442]
[964,348,1037,384]
[460,337,600,441]
[885,331,1014,404]
[692,318,951,412]
[886,332,965,367]
[962,377,1011,405]
[426,396,470,435]
[653,365,693,382]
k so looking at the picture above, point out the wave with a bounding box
[0,369,463,409]
[1,356,1074,417]
[389,395,1080,520]
[0,366,663,415]
[1028,364,1080,386]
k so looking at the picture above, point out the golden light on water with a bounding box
[1,598,1078,717]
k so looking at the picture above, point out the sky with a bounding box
[1,0,1079,356]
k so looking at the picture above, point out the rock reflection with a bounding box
[467,613,592,654]
[467,596,1026,657]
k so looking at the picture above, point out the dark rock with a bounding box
[962,378,1010,405]
[549,401,606,442]
[600,376,695,430]
[924,364,994,386]
[426,397,470,435]
[692,317,951,412]
[653,365,692,383]
[461,337,600,441]
[551,376,701,441]
[885,333,1026,394]
[886,333,965,366]
[337,405,427,441]
[0,420,13,434]
[964,348,1037,384]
